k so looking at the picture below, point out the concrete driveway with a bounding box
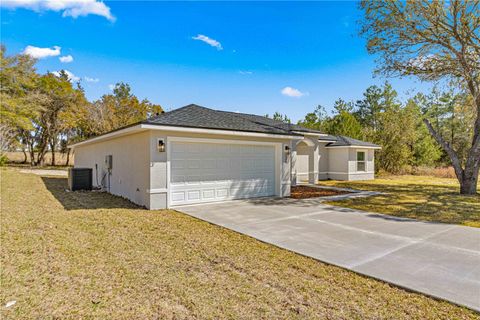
[175,197,480,311]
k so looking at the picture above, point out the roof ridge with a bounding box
[210,106,322,134]
[148,104,205,121]
[197,106,293,134]
[147,104,323,136]
[231,112,292,131]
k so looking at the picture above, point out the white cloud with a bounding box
[192,34,223,50]
[84,76,99,83]
[1,0,115,21]
[23,45,61,59]
[108,84,115,90]
[281,86,307,98]
[59,55,73,63]
[239,70,253,75]
[52,70,80,82]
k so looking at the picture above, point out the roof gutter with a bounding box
[291,131,325,136]
[325,145,382,149]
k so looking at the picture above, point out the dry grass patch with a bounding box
[319,175,480,227]
[1,168,477,319]
[5,151,73,166]
[290,185,349,199]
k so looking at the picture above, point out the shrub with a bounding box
[0,154,8,166]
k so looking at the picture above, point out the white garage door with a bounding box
[170,141,276,205]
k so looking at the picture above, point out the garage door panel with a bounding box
[171,160,185,169]
[171,191,185,202]
[202,189,215,199]
[170,175,185,184]
[170,141,276,205]
[187,190,201,201]
[202,159,216,169]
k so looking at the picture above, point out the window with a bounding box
[357,151,366,172]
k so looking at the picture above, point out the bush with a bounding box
[0,154,8,166]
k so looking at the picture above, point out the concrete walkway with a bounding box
[19,169,67,176]
[175,198,480,311]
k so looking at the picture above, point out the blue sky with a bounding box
[1,1,429,121]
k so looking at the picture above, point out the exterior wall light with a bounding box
[284,145,290,162]
[157,139,166,152]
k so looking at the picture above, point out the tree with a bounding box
[1,45,164,167]
[268,112,291,123]
[416,88,476,165]
[355,85,383,133]
[360,0,480,194]
[79,82,163,137]
[354,82,398,143]
[0,46,43,162]
[353,82,432,172]
[32,71,82,165]
[297,105,328,131]
[405,99,442,167]
[375,103,417,173]
[325,99,363,139]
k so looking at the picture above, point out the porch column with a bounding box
[290,140,297,186]
[309,141,319,184]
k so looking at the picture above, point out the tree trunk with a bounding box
[22,148,27,164]
[460,174,478,195]
[50,139,56,166]
[30,151,35,166]
[461,135,480,195]
[35,138,48,166]
[65,149,70,166]
[28,141,35,166]
[424,119,479,195]
[36,150,47,166]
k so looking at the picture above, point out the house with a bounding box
[70,104,380,209]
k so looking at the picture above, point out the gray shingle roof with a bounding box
[318,134,338,142]
[71,103,381,149]
[319,134,380,148]
[145,104,379,147]
[145,104,321,136]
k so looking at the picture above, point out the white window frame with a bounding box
[356,151,366,172]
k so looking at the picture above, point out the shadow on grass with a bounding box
[41,176,142,210]
[321,180,480,226]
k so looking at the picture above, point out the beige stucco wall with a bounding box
[318,142,329,180]
[326,147,375,181]
[73,131,150,207]
[327,148,349,174]
[295,142,310,182]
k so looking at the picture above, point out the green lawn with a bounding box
[320,175,480,228]
[1,168,478,319]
